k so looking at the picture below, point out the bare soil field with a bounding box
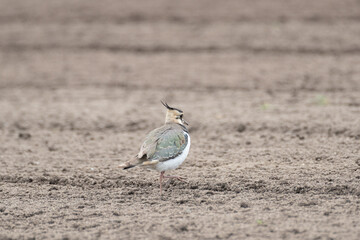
[1,0,360,239]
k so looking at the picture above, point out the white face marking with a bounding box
[176,114,187,125]
[175,118,183,124]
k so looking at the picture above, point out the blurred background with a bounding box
[1,0,360,239]
[1,0,360,91]
[1,0,359,133]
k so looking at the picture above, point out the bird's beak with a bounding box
[183,119,189,125]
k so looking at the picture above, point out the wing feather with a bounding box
[137,124,188,162]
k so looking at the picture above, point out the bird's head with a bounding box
[161,101,188,126]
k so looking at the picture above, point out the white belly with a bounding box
[155,134,190,172]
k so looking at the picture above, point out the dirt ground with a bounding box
[1,0,360,239]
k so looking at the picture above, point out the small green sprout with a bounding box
[256,219,264,225]
[260,103,271,110]
[315,95,328,105]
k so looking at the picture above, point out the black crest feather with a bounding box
[160,100,183,113]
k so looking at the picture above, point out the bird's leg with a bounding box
[159,171,165,195]
[163,175,187,182]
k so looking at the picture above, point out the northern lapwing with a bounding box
[120,101,190,194]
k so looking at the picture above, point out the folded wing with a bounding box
[138,124,188,162]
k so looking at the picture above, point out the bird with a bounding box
[120,101,190,194]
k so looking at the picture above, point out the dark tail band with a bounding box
[123,164,136,170]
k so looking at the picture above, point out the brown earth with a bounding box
[1,0,360,239]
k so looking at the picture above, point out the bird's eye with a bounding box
[180,115,183,119]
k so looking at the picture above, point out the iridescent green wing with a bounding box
[137,124,188,161]
[150,127,188,161]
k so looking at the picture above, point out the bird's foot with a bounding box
[164,175,187,183]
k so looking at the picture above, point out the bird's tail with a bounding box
[119,161,138,170]
[119,156,141,170]
[119,157,159,170]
